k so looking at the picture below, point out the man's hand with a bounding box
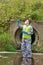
[22,31,28,35]
[16,20,20,24]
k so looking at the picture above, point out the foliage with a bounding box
[0,32,17,51]
[0,0,43,24]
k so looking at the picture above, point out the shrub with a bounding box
[0,32,17,51]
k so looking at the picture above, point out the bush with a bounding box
[0,32,17,51]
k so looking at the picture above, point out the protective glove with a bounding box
[22,31,28,35]
[16,20,20,24]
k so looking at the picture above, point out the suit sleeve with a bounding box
[28,26,33,35]
[18,23,23,28]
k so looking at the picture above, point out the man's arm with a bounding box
[16,20,23,28]
[28,26,33,35]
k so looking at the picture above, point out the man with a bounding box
[16,19,33,65]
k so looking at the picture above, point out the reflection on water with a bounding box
[0,53,43,65]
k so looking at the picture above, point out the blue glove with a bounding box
[22,31,28,34]
[16,20,20,24]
